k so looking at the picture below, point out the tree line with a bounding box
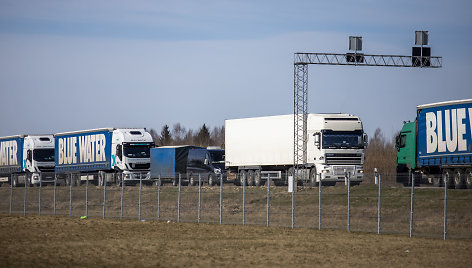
[149,123,225,148]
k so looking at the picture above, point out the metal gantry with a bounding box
[293,51,442,183]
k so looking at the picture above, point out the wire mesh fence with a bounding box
[1,172,471,240]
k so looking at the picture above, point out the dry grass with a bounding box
[1,215,471,268]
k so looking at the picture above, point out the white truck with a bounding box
[54,128,154,186]
[0,134,55,186]
[225,114,367,186]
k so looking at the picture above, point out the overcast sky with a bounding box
[1,0,471,140]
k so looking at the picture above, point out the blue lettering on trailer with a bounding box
[418,103,472,167]
[0,137,24,174]
[55,131,112,172]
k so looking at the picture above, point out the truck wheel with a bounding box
[432,176,441,187]
[465,169,472,189]
[247,170,255,186]
[239,171,247,186]
[453,169,464,189]
[254,170,262,187]
[189,174,196,186]
[309,168,317,187]
[208,174,215,187]
[442,170,453,189]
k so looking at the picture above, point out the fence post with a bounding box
[347,171,351,233]
[177,173,181,223]
[23,175,27,216]
[120,173,124,220]
[157,174,161,221]
[444,172,448,240]
[242,173,246,225]
[69,173,72,217]
[219,173,223,225]
[86,174,89,218]
[39,173,42,216]
[54,173,57,216]
[409,172,415,238]
[198,174,201,223]
[9,175,13,216]
[378,174,382,234]
[318,173,322,230]
[267,173,270,227]
[103,173,107,219]
[139,173,142,221]
[291,173,295,229]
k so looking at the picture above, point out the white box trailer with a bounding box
[225,114,367,186]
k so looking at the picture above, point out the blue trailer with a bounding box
[396,99,472,188]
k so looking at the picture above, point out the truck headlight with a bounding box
[124,174,130,179]
[33,175,39,180]
[358,170,364,174]
[322,170,329,174]
[214,168,221,174]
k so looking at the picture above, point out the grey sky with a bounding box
[0,0,471,140]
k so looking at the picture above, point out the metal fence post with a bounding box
[242,173,246,225]
[9,175,13,216]
[23,175,27,216]
[54,173,57,216]
[198,174,201,224]
[86,174,89,218]
[139,173,142,221]
[120,173,124,220]
[267,174,270,227]
[409,172,415,238]
[39,173,42,216]
[444,173,448,240]
[318,173,322,230]
[157,174,161,221]
[347,171,351,233]
[378,174,382,234]
[69,173,72,217]
[219,173,223,225]
[103,173,107,219]
[291,173,295,229]
[177,173,181,223]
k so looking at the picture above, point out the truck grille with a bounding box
[325,154,362,165]
[38,166,55,172]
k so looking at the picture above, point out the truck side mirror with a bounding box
[314,133,321,149]
[204,159,209,165]
[363,134,369,147]
[116,145,122,159]
[27,150,32,162]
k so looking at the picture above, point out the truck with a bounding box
[55,128,154,186]
[0,135,55,186]
[225,114,367,186]
[150,146,225,186]
[396,99,472,188]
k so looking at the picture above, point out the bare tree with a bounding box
[172,123,186,145]
[364,128,397,178]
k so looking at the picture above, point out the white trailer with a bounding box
[225,114,367,186]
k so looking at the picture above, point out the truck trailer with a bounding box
[396,99,472,188]
[150,146,225,186]
[0,135,55,186]
[225,114,367,186]
[55,128,154,186]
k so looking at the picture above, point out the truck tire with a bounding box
[239,170,247,186]
[442,170,453,189]
[453,169,464,189]
[189,174,196,186]
[432,176,441,187]
[309,167,317,187]
[208,174,215,187]
[254,170,262,187]
[247,170,255,186]
[465,169,472,189]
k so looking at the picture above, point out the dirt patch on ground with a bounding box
[1,215,471,267]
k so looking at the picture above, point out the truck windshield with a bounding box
[322,131,364,149]
[33,149,55,162]
[123,144,151,158]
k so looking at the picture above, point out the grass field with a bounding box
[1,215,471,267]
